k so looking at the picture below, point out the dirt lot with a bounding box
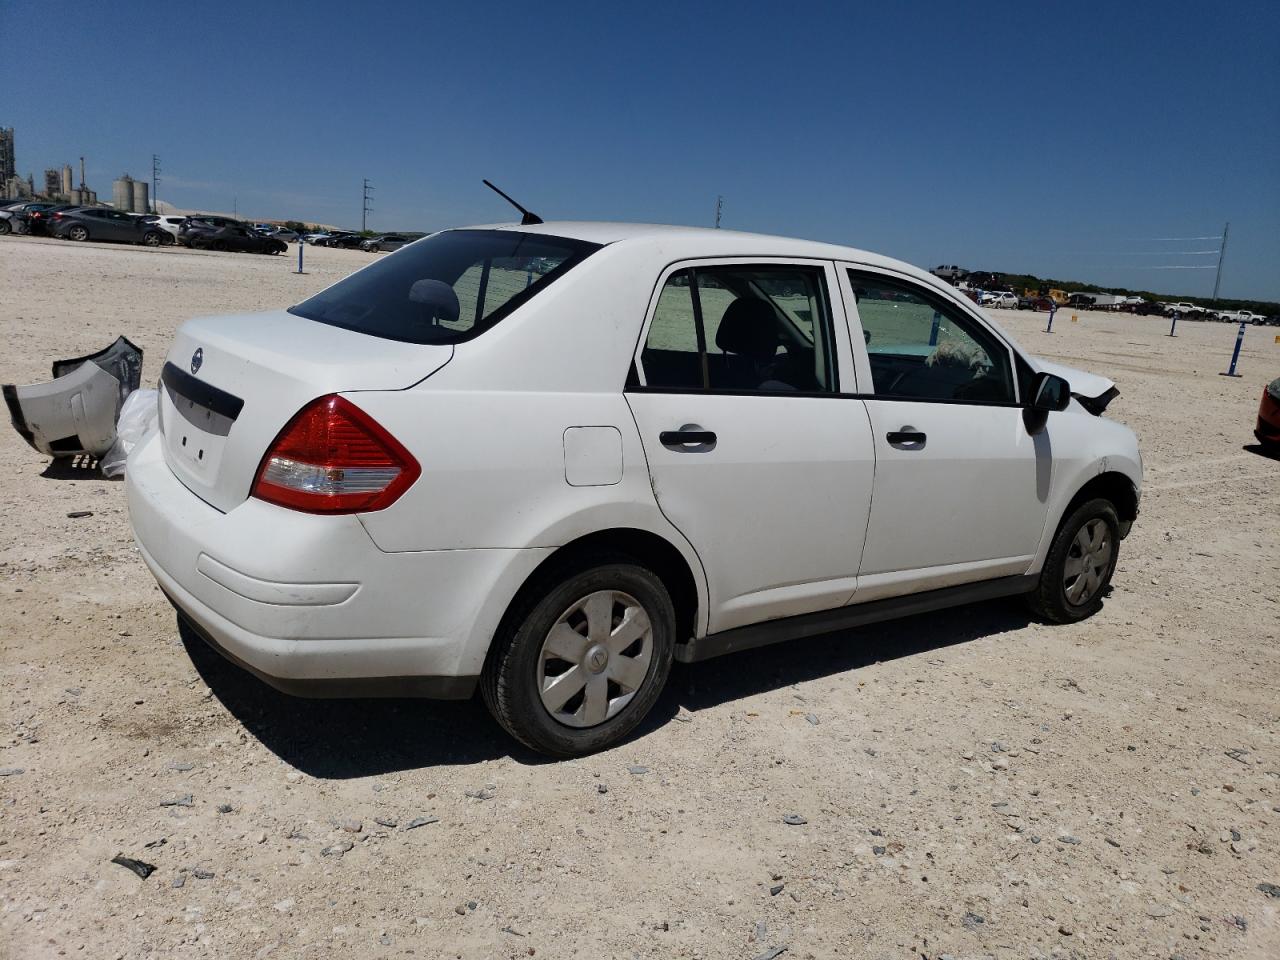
[1,234,1278,959]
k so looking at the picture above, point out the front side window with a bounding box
[289,229,601,344]
[639,264,836,393]
[850,271,1015,403]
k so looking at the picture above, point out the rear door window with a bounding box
[289,229,600,344]
[639,264,837,393]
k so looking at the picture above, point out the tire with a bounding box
[210,240,226,252]
[1027,498,1120,623]
[67,225,89,242]
[143,231,163,247]
[0,219,10,236]
[482,560,676,758]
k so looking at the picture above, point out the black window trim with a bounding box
[843,265,1022,406]
[631,258,843,396]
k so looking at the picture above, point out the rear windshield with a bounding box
[288,229,601,344]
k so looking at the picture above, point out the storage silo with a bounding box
[130,179,149,214]
[61,165,73,195]
[67,189,83,206]
[113,175,133,210]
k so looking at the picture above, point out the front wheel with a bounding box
[482,561,675,757]
[0,219,11,236]
[143,231,163,247]
[67,225,89,242]
[1027,498,1120,623]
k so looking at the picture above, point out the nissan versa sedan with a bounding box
[126,223,1142,757]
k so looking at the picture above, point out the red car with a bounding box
[1257,377,1280,451]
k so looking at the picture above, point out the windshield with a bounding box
[289,229,601,344]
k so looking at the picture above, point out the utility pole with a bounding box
[151,154,161,213]
[78,156,85,191]
[1211,221,1229,302]
[362,178,374,233]
[714,195,723,229]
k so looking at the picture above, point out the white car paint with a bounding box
[126,221,1142,696]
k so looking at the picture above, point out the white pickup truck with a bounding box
[1216,310,1266,324]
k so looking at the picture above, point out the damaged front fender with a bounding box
[4,336,143,458]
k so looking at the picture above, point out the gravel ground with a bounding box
[1,234,1278,959]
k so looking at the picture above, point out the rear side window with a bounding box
[639,264,837,393]
[289,229,601,344]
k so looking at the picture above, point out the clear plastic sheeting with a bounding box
[3,336,144,459]
[100,389,159,478]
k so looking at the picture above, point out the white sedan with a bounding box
[981,291,1020,309]
[126,223,1141,756]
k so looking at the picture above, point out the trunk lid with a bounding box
[159,309,451,512]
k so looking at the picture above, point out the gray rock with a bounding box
[805,713,819,726]
[216,804,233,814]
[1105,838,1121,848]
[160,794,194,807]
[769,884,784,896]
[340,818,362,833]
[454,904,467,916]
[753,947,787,960]
[166,761,195,772]
[192,866,214,880]
[374,817,398,828]
[781,814,807,826]
[464,789,495,800]
[321,840,354,858]
[466,900,477,910]
[0,768,25,777]
[172,873,186,889]
[627,765,649,775]
[404,816,439,830]
[872,845,886,856]
[1145,904,1175,918]
[1258,882,1280,898]
[1058,835,1081,845]
[962,912,985,928]
[597,784,608,794]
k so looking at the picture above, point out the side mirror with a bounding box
[1030,372,1071,412]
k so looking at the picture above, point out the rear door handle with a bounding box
[660,429,717,448]
[886,428,926,448]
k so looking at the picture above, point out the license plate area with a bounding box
[160,362,243,485]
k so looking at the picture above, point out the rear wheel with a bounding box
[67,225,89,242]
[143,231,163,247]
[482,561,675,757]
[1027,498,1120,623]
[0,218,10,236]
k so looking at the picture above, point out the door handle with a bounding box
[886,428,926,448]
[660,429,717,448]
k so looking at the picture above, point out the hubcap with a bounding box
[537,590,653,729]
[1063,518,1113,605]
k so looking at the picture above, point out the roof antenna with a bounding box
[482,179,543,225]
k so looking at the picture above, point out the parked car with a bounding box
[0,200,58,235]
[1017,295,1053,312]
[266,228,299,242]
[126,222,1142,757]
[361,234,412,253]
[324,233,366,249]
[27,203,82,236]
[178,216,247,247]
[982,291,1019,309]
[52,207,171,246]
[1256,377,1280,452]
[930,264,966,282]
[304,233,332,245]
[187,223,287,254]
[143,215,189,241]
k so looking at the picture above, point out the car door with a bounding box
[626,259,876,635]
[105,209,137,241]
[839,266,1051,602]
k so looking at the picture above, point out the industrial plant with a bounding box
[0,126,154,211]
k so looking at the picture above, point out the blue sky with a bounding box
[3,0,1277,300]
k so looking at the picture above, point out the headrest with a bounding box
[715,298,778,360]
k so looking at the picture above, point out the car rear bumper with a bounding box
[126,431,548,695]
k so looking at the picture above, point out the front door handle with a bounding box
[660,428,717,448]
[886,428,926,449]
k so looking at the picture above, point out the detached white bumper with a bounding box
[125,432,548,697]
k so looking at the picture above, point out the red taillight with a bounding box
[251,395,419,514]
